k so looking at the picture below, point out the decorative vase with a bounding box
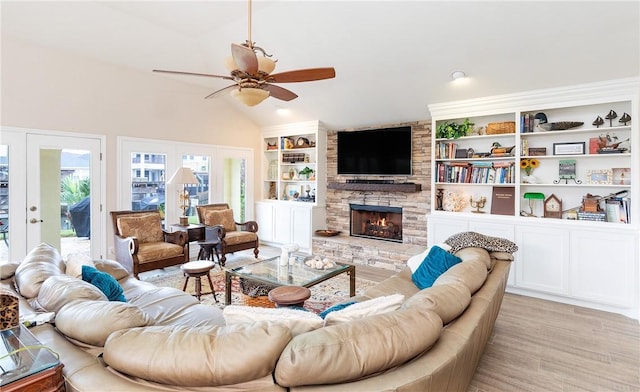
[522,175,538,184]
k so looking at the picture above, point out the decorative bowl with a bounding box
[315,229,340,237]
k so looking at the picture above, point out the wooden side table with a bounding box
[268,286,311,308]
[1,325,65,392]
[168,223,205,257]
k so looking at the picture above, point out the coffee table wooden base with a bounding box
[268,286,311,307]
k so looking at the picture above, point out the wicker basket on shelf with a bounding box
[239,278,277,308]
[486,121,516,135]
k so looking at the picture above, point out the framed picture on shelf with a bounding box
[612,168,631,185]
[586,169,612,185]
[558,159,577,179]
[553,142,585,155]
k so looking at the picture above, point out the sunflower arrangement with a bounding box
[520,158,540,176]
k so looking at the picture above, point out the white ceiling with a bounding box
[2,1,639,130]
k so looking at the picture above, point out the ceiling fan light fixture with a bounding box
[231,87,269,106]
[224,56,237,72]
[258,57,276,74]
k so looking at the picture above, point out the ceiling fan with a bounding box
[153,0,336,106]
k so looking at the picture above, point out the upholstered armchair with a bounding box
[110,210,188,279]
[196,203,259,266]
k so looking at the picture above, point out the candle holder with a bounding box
[469,196,487,213]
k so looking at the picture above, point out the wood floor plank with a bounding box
[470,293,640,392]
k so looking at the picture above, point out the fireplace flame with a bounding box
[378,217,386,226]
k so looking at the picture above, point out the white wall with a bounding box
[1,35,262,223]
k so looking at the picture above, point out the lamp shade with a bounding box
[167,167,199,185]
[231,87,269,106]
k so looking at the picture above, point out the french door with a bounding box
[1,128,104,261]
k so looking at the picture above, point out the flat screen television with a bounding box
[337,126,412,175]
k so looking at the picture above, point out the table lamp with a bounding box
[167,167,199,226]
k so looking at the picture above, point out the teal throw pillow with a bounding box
[81,265,126,302]
[319,301,357,319]
[411,246,462,290]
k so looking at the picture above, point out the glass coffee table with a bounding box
[224,255,355,305]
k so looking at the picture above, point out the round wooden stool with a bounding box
[181,260,218,302]
[268,286,311,308]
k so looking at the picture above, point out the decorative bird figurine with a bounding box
[592,116,604,128]
[619,112,631,126]
[605,110,617,127]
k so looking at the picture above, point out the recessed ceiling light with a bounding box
[451,71,466,80]
[276,107,291,116]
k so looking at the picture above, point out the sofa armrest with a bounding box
[237,220,258,233]
[163,230,187,246]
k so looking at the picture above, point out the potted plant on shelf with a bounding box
[436,118,474,139]
[298,167,314,180]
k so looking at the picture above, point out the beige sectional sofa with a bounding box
[0,237,514,391]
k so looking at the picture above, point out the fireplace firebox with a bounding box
[349,204,403,243]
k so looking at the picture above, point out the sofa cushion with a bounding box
[82,265,126,302]
[454,246,493,269]
[56,300,150,346]
[444,231,518,254]
[223,305,323,336]
[407,243,452,273]
[15,243,66,299]
[93,259,130,281]
[224,231,257,246]
[103,323,292,387]
[402,282,471,324]
[318,301,357,319]
[434,258,488,295]
[0,261,20,280]
[65,253,95,278]
[204,209,237,232]
[37,274,107,313]
[323,294,404,326]
[136,242,184,263]
[116,213,164,243]
[275,308,443,387]
[411,245,462,290]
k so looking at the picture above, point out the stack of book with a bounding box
[605,197,631,224]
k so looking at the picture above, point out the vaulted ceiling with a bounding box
[2,1,638,130]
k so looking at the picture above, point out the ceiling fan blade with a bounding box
[204,85,238,99]
[264,84,298,101]
[231,43,258,74]
[153,69,233,81]
[268,67,336,83]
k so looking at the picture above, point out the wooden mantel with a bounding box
[327,182,422,193]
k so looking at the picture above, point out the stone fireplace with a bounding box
[312,121,431,272]
[350,204,403,242]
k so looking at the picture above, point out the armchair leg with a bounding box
[253,247,259,259]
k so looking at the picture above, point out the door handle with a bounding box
[30,218,43,224]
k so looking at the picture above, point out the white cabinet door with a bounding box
[515,225,569,295]
[273,204,292,244]
[427,216,469,245]
[255,202,274,242]
[570,229,637,307]
[291,206,312,250]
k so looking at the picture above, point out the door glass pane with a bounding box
[35,148,92,259]
[182,155,209,224]
[223,157,246,222]
[0,145,9,261]
[130,153,166,216]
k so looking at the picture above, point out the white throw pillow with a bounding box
[65,253,95,278]
[223,305,323,337]
[406,243,452,273]
[323,293,405,326]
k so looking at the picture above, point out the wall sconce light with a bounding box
[451,71,466,80]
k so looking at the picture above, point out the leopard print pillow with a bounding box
[444,231,518,254]
[0,288,19,331]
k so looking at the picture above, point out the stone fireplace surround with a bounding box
[312,121,431,272]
